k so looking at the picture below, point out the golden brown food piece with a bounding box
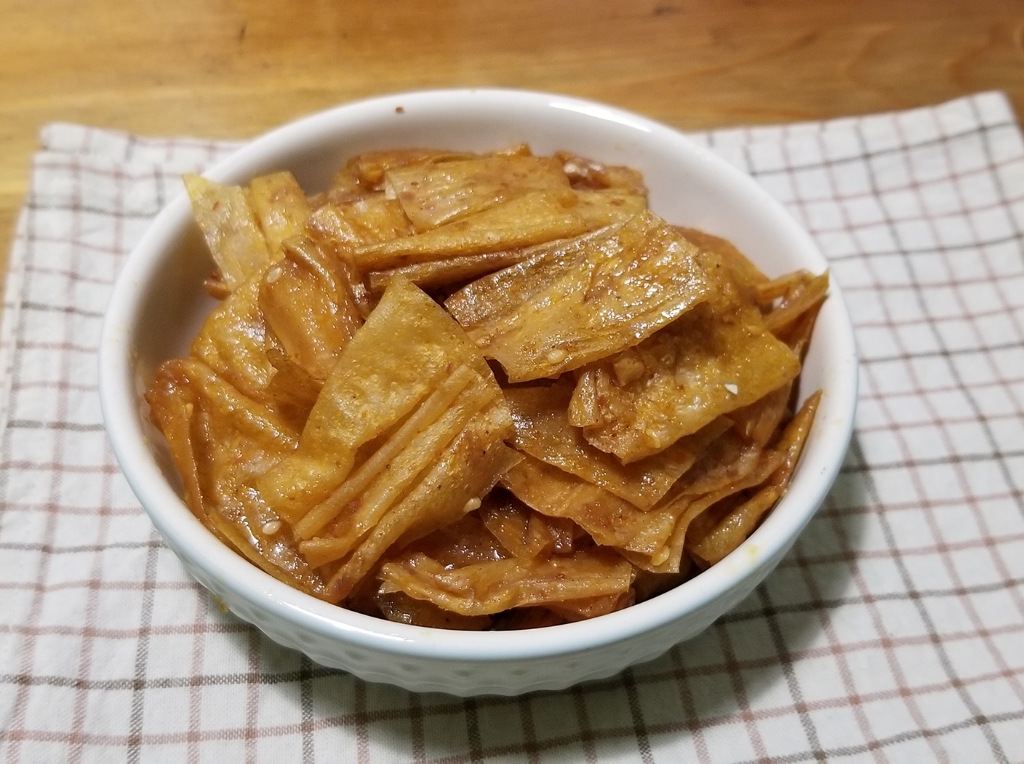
[294,364,489,541]
[385,154,574,232]
[505,379,728,509]
[145,358,325,596]
[569,256,800,462]
[491,607,568,630]
[317,418,521,602]
[147,358,294,526]
[363,190,644,297]
[672,428,767,498]
[340,149,478,190]
[256,277,512,523]
[445,211,713,383]
[688,391,821,567]
[556,151,648,196]
[572,190,648,228]
[183,174,273,292]
[545,590,636,621]
[478,492,560,560]
[377,591,494,630]
[640,444,787,574]
[762,271,830,337]
[258,236,363,382]
[189,266,279,405]
[378,547,633,617]
[249,171,311,253]
[262,349,321,424]
[727,381,793,449]
[353,190,594,271]
[500,454,680,566]
[780,299,823,360]
[188,241,361,429]
[632,567,691,603]
[675,226,769,302]
[366,249,532,297]
[399,511,512,568]
[306,196,413,248]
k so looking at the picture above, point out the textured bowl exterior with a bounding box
[168,526,795,694]
[99,89,858,696]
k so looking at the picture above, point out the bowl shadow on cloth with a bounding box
[200,436,869,752]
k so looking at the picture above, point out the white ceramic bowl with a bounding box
[99,88,858,696]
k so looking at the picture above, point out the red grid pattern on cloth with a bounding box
[1,96,1022,763]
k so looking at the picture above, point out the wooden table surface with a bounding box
[2,0,1023,287]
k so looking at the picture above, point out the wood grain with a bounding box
[2,0,1023,289]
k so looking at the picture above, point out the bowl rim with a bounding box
[99,87,858,664]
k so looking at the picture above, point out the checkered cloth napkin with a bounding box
[1,92,1022,763]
